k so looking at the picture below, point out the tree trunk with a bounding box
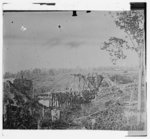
[137,50,142,125]
[142,41,146,130]
[137,43,146,130]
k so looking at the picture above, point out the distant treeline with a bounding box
[4,68,73,79]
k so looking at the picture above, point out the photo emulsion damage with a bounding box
[3,10,146,130]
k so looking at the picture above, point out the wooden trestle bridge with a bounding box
[37,73,104,110]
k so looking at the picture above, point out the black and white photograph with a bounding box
[2,5,147,131]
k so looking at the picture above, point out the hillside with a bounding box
[3,67,145,130]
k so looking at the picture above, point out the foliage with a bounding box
[109,74,133,84]
[101,37,128,64]
[81,90,96,103]
[101,10,144,64]
[82,103,128,130]
[95,103,127,130]
[3,79,42,129]
[114,11,144,46]
[4,72,16,79]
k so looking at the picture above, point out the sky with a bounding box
[3,11,139,73]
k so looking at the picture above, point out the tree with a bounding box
[3,80,43,129]
[101,10,145,127]
[101,37,129,65]
[4,72,15,79]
